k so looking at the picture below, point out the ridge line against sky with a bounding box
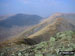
[0,0,75,17]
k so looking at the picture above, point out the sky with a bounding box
[0,0,75,17]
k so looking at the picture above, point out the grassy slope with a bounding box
[27,18,75,43]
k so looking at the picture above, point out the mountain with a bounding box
[0,13,75,56]
[0,14,43,41]
[0,14,43,28]
[20,13,75,37]
[12,13,75,44]
[26,18,75,44]
[0,13,75,46]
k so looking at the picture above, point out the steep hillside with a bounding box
[13,13,75,43]
[26,18,75,43]
[20,13,75,37]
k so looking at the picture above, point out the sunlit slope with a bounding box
[27,18,75,43]
[17,13,75,39]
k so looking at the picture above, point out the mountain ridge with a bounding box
[0,13,75,46]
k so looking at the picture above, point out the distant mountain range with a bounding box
[0,14,43,41]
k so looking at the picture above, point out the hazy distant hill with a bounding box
[0,15,10,21]
[0,14,43,41]
[0,14,43,28]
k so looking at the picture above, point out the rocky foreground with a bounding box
[0,31,75,56]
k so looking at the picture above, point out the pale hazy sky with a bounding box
[0,0,75,17]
